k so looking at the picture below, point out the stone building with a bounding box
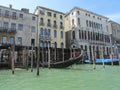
[0,5,37,47]
[65,7,111,59]
[34,6,66,48]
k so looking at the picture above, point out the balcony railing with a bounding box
[40,35,51,41]
[0,13,18,19]
[53,24,58,28]
[47,23,51,27]
[60,25,64,29]
[0,27,17,34]
[40,22,45,26]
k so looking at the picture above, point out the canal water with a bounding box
[0,65,120,90]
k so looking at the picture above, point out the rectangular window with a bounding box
[40,10,44,15]
[18,24,23,31]
[5,10,9,17]
[31,26,36,32]
[19,13,23,18]
[10,37,15,45]
[12,12,17,18]
[3,22,9,30]
[11,23,16,31]
[2,36,7,44]
[47,12,51,16]
[17,37,22,45]
[54,14,56,18]
[32,16,36,21]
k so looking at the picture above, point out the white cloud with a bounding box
[106,13,120,23]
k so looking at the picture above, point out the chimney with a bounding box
[9,4,12,9]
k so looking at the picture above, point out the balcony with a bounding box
[0,27,17,34]
[47,23,51,27]
[53,24,58,28]
[40,22,45,26]
[60,25,64,29]
[40,35,51,41]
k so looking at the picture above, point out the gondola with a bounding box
[41,54,83,68]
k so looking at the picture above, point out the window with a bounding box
[2,36,7,44]
[40,41,43,47]
[86,20,88,27]
[48,29,51,37]
[11,23,16,30]
[47,12,51,16]
[5,10,9,17]
[40,10,44,15]
[60,31,63,38]
[47,19,51,26]
[31,26,36,32]
[53,20,57,28]
[77,11,80,15]
[19,13,23,18]
[31,39,35,46]
[12,12,17,18]
[72,19,74,25]
[3,22,9,30]
[40,18,44,25]
[78,18,80,25]
[60,15,63,19]
[40,28,43,36]
[60,22,63,28]
[32,16,36,21]
[18,24,23,31]
[54,42,57,48]
[54,14,56,17]
[17,37,22,45]
[54,30,57,38]
[10,37,14,45]
[72,31,75,39]
[61,42,64,48]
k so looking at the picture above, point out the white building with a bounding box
[0,5,37,47]
[65,7,111,59]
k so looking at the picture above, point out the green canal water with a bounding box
[0,65,120,90]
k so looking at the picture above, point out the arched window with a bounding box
[72,19,74,25]
[79,30,81,39]
[78,18,80,25]
[60,31,63,38]
[54,30,57,38]
[72,31,75,39]
[40,28,43,36]
[40,18,44,24]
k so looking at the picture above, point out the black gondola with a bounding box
[41,54,83,68]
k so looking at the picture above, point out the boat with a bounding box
[84,58,119,65]
[41,54,83,68]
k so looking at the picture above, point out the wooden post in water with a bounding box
[110,46,114,66]
[101,46,105,68]
[62,47,64,62]
[11,44,15,74]
[70,48,72,58]
[48,45,50,68]
[26,46,29,70]
[31,45,33,72]
[119,51,120,66]
[37,38,40,76]
[92,46,96,69]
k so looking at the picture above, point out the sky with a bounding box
[0,0,120,23]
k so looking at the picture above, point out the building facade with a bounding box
[0,5,37,47]
[65,7,111,59]
[34,6,66,48]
